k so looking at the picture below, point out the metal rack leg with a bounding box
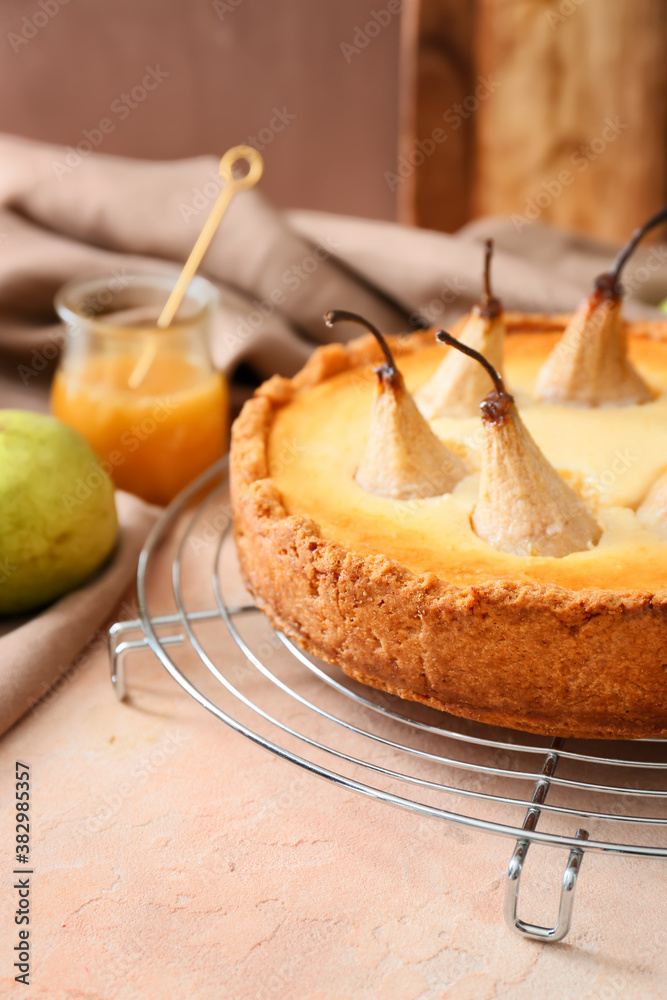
[108,607,256,701]
[503,741,589,942]
[504,828,589,942]
[109,618,186,701]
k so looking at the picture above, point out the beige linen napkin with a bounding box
[0,492,158,736]
[1,134,666,737]
[2,133,666,418]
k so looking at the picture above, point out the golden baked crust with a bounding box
[230,315,667,740]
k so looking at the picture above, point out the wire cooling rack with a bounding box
[109,458,667,943]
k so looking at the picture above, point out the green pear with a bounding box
[0,410,118,615]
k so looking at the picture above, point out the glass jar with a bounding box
[51,271,228,506]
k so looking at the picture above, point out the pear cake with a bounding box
[231,234,667,740]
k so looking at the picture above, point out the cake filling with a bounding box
[268,331,667,592]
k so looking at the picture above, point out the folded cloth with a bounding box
[1,133,666,738]
[0,492,159,737]
[1,133,665,417]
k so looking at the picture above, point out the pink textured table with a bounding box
[2,515,667,1000]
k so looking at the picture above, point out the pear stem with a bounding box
[324,309,398,380]
[483,238,494,301]
[477,238,501,318]
[601,204,667,293]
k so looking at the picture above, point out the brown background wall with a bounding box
[3,0,664,242]
[0,0,402,220]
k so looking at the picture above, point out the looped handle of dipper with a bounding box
[218,144,264,188]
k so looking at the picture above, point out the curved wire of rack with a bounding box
[110,458,667,943]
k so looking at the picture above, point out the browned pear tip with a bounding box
[592,271,622,301]
[479,389,514,424]
[374,362,403,391]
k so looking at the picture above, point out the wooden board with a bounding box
[402,0,667,241]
